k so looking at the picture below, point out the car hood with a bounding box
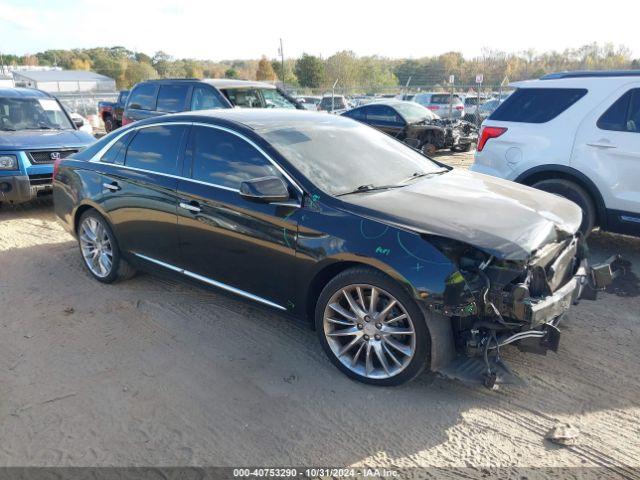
[0,130,95,151]
[339,169,582,261]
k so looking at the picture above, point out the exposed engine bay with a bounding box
[402,118,478,154]
[428,233,623,388]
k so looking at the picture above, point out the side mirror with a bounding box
[73,117,84,128]
[240,176,290,203]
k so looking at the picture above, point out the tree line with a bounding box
[2,43,638,92]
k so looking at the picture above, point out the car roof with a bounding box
[203,79,277,90]
[512,72,640,90]
[133,78,277,90]
[153,108,353,132]
[0,87,52,99]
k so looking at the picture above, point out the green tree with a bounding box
[295,53,325,88]
[256,56,276,81]
[224,68,239,79]
[124,61,158,87]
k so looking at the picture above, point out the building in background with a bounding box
[12,70,116,93]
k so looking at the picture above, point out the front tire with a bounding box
[315,267,430,386]
[530,179,596,236]
[77,210,135,283]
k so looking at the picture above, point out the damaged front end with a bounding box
[426,234,624,389]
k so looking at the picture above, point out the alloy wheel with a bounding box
[79,217,114,278]
[323,284,416,380]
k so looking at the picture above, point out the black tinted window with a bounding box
[100,132,131,165]
[125,125,186,175]
[344,107,366,120]
[431,94,459,104]
[191,85,226,110]
[127,84,158,110]
[189,126,279,189]
[157,84,189,113]
[490,88,587,123]
[598,89,640,133]
[366,105,401,125]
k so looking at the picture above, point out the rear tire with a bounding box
[77,210,135,283]
[104,116,114,133]
[315,267,430,386]
[530,178,596,236]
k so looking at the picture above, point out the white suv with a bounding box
[471,71,640,237]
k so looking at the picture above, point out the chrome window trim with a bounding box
[132,252,286,311]
[90,120,304,195]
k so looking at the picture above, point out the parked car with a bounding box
[413,92,465,119]
[52,109,619,387]
[341,100,476,153]
[0,87,95,206]
[98,90,129,132]
[68,111,95,135]
[122,79,303,125]
[318,95,349,112]
[471,70,640,237]
[298,95,321,110]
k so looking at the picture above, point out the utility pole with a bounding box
[279,38,285,90]
[404,76,412,99]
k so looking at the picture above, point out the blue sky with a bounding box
[1,0,638,60]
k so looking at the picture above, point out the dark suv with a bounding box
[122,79,302,125]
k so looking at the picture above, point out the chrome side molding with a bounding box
[132,252,286,311]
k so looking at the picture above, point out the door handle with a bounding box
[103,182,121,191]
[586,142,617,149]
[179,201,201,213]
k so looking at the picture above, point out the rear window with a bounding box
[127,84,158,111]
[431,94,459,104]
[156,84,189,113]
[489,88,587,123]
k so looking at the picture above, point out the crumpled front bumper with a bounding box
[523,255,624,326]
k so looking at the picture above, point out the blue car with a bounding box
[0,88,96,206]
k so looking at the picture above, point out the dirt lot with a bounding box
[1,152,639,476]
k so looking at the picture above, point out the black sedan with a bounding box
[341,100,476,154]
[52,110,617,387]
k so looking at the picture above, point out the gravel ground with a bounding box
[0,153,639,476]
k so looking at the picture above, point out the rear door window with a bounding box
[127,84,158,111]
[344,107,366,120]
[156,84,190,113]
[188,126,279,189]
[597,89,640,133]
[490,88,587,123]
[125,125,187,175]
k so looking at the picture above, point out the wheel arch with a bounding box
[515,165,607,228]
[73,201,112,235]
[304,259,415,326]
[305,258,457,373]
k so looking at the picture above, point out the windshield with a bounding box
[261,117,445,196]
[393,102,438,123]
[261,89,297,109]
[0,97,73,131]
